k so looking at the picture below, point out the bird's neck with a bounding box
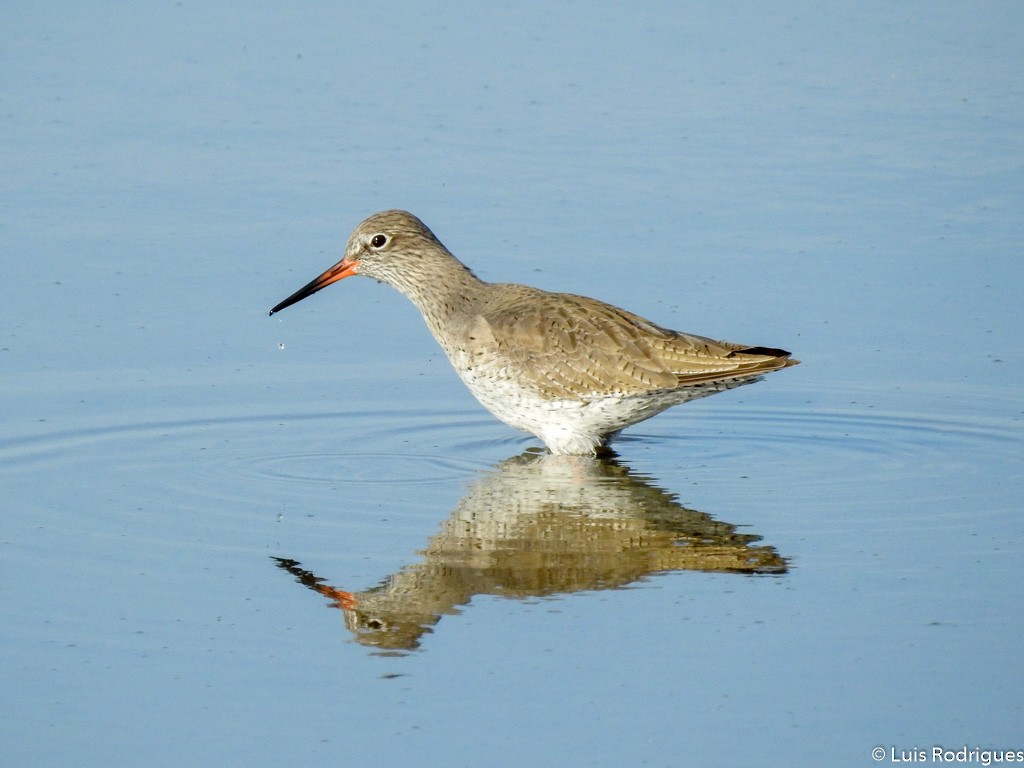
[395,256,487,336]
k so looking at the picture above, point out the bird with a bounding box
[269,210,797,455]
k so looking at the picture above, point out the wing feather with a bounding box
[476,286,794,400]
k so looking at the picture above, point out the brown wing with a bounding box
[478,286,795,400]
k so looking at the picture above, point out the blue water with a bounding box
[3,3,1022,766]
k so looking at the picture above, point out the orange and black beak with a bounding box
[269,257,359,315]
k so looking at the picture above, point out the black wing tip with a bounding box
[728,347,800,368]
[731,346,792,358]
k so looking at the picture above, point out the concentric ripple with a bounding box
[0,406,498,500]
[241,450,491,486]
[3,386,1020,503]
[617,385,1024,511]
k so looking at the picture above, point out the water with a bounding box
[3,3,1022,766]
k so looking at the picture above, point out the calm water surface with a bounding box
[3,3,1022,767]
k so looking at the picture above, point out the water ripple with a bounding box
[635,399,1023,462]
[0,407,496,492]
[239,451,490,486]
[3,391,1020,497]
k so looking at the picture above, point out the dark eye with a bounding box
[370,234,388,248]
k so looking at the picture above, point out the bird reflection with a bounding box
[274,450,787,653]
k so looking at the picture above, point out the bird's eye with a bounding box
[370,234,388,248]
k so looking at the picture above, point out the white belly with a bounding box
[451,358,697,454]
[442,344,760,454]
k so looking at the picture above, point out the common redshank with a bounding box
[270,210,797,454]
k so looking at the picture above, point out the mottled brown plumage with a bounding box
[270,210,797,453]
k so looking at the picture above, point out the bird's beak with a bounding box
[269,257,360,315]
